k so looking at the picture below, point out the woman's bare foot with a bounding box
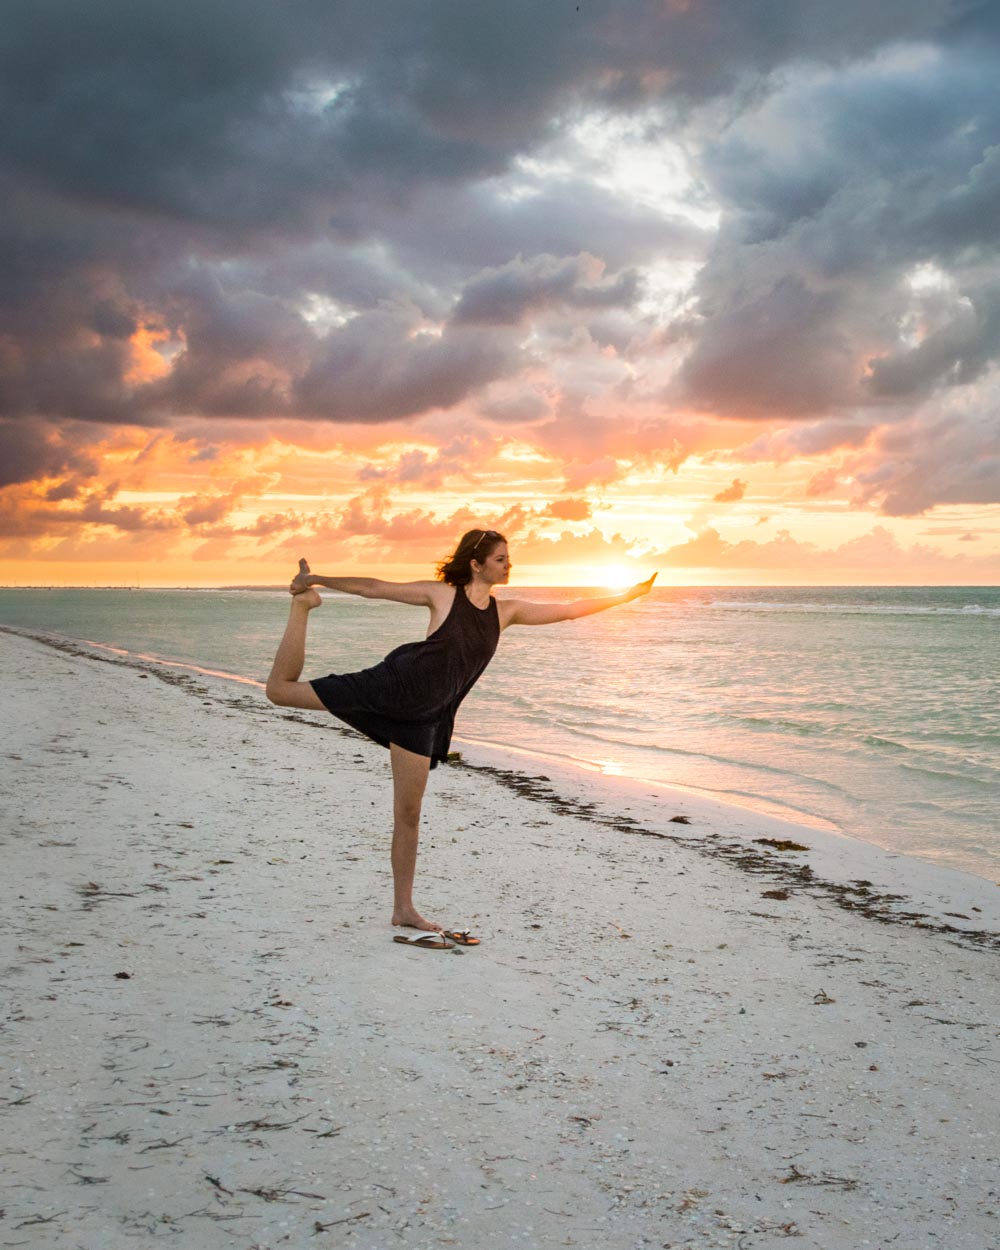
[289,557,312,595]
[392,907,442,932]
[293,587,322,610]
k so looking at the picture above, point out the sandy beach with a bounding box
[2,627,999,1250]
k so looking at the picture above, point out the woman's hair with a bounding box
[437,529,507,586]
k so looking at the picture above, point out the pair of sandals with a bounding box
[393,928,480,949]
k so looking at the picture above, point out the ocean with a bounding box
[1,585,997,882]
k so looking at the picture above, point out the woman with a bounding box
[265,529,655,947]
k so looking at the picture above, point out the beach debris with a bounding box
[113,971,132,979]
[754,838,808,852]
[779,1164,859,1191]
[68,1168,109,1185]
[76,880,136,907]
[139,1135,193,1153]
[813,989,835,1005]
[762,889,790,900]
[232,1114,309,1133]
[669,815,691,824]
[13,1212,69,1230]
[238,1182,327,1203]
[313,1213,371,1232]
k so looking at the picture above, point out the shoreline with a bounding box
[3,628,1000,1248]
[5,621,999,947]
[1,587,996,889]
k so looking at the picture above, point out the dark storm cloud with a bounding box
[0,419,98,489]
[677,33,1000,420]
[0,0,994,497]
[867,280,1000,399]
[451,254,640,325]
[295,310,520,422]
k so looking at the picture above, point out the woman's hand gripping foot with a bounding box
[290,558,319,605]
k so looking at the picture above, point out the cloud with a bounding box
[713,477,747,503]
[806,467,843,498]
[295,311,520,421]
[0,489,178,540]
[514,525,638,568]
[544,498,593,521]
[358,430,500,487]
[2,0,999,567]
[452,253,639,325]
[652,523,1000,576]
[848,398,1000,515]
[676,36,1000,427]
[0,419,99,489]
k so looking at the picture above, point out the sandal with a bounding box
[392,931,454,950]
[440,929,480,946]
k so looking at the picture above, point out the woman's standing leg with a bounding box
[389,743,439,931]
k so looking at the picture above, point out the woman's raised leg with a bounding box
[389,743,439,932]
[265,576,326,710]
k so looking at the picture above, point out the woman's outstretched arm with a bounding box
[501,574,656,628]
[290,565,445,608]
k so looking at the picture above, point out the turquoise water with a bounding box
[1,585,997,880]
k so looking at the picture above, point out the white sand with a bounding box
[2,628,998,1250]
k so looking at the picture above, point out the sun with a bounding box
[599,563,642,589]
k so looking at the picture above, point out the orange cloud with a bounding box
[124,323,175,386]
[713,477,747,503]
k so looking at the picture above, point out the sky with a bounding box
[2,0,999,587]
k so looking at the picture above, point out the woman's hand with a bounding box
[289,571,314,595]
[626,572,657,601]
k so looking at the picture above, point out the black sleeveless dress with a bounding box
[309,587,500,768]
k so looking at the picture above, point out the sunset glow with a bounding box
[599,565,646,590]
[1,7,998,588]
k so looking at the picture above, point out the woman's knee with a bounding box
[266,679,323,710]
[393,797,423,828]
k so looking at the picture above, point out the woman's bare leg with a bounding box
[389,743,439,931]
[265,569,326,710]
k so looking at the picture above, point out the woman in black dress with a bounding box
[265,529,654,944]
